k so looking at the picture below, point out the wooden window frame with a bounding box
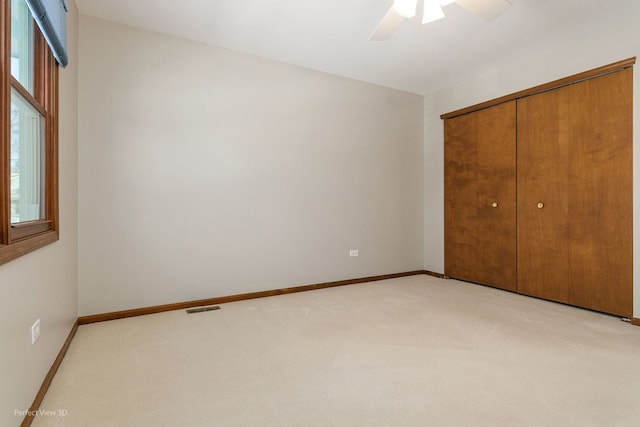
[0,0,59,265]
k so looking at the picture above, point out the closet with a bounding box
[442,59,633,318]
[444,101,517,292]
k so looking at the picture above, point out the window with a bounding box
[0,0,59,265]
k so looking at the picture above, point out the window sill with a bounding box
[0,230,59,266]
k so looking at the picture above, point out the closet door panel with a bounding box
[476,101,517,291]
[517,89,571,303]
[444,114,478,282]
[567,69,633,317]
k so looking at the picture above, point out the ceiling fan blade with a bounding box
[454,0,513,21]
[369,6,405,41]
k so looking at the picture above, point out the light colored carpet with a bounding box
[33,275,640,427]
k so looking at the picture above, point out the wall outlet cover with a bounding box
[31,319,41,344]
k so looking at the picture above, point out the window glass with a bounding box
[11,89,44,224]
[10,0,34,94]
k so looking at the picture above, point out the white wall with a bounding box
[0,3,79,426]
[424,13,640,316]
[77,16,425,316]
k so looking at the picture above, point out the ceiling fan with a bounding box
[370,0,513,41]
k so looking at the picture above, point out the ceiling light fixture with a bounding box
[371,0,513,41]
[423,0,445,23]
[393,0,418,18]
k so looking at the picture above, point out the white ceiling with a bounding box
[74,0,640,95]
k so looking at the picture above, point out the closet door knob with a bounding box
[491,202,498,208]
[537,202,544,209]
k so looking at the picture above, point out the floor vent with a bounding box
[186,306,221,314]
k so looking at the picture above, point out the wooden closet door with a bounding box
[567,69,632,317]
[444,113,478,283]
[444,102,516,290]
[475,101,517,291]
[517,88,571,303]
[518,68,632,316]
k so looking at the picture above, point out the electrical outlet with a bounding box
[31,319,40,344]
[349,249,359,257]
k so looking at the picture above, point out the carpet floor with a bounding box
[33,275,640,426]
